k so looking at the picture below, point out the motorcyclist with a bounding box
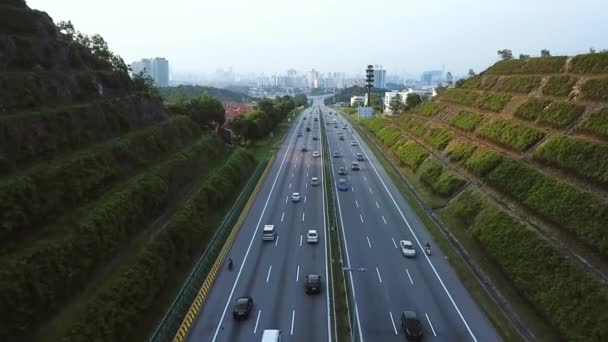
[425,243,431,254]
[228,258,233,270]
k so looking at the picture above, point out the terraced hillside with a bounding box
[357,54,608,342]
[0,1,258,341]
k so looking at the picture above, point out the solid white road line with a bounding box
[426,313,437,336]
[360,214,364,223]
[281,212,285,222]
[366,236,372,248]
[376,201,380,209]
[302,212,305,222]
[376,267,383,283]
[275,235,280,247]
[300,234,303,247]
[254,310,261,334]
[211,113,299,342]
[296,265,300,282]
[355,200,359,208]
[389,311,398,335]
[291,309,296,335]
[392,238,398,249]
[266,266,272,283]
[354,127,479,341]
[382,216,387,224]
[406,268,414,285]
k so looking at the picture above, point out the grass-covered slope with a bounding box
[356,52,608,341]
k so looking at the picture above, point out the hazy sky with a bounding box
[28,0,607,77]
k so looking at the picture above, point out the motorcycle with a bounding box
[425,246,432,256]
[228,258,233,270]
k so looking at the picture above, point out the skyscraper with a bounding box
[373,65,386,89]
[307,69,319,89]
[130,57,170,87]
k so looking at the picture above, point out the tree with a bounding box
[455,78,466,88]
[497,49,513,60]
[389,94,402,113]
[132,72,161,101]
[446,72,453,87]
[293,94,308,107]
[540,49,551,57]
[519,54,531,59]
[589,47,596,54]
[468,69,476,77]
[405,93,422,109]
[189,94,226,128]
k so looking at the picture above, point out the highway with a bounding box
[184,98,500,342]
[185,99,331,341]
[323,105,500,341]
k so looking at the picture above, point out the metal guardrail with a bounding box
[148,160,268,342]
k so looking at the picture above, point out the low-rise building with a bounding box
[350,96,365,107]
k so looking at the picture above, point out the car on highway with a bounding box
[339,135,344,140]
[233,296,253,320]
[297,132,302,137]
[338,166,347,175]
[338,179,349,191]
[301,145,307,152]
[306,229,319,243]
[305,274,322,294]
[303,117,306,120]
[401,311,423,340]
[351,162,360,171]
[261,330,282,342]
[312,151,320,157]
[306,127,311,131]
[313,136,318,140]
[291,192,301,202]
[333,151,341,158]
[351,140,357,146]
[400,240,416,258]
[311,177,320,186]
[336,130,343,135]
[356,153,364,161]
[262,225,276,241]
[343,126,347,130]
[314,117,318,121]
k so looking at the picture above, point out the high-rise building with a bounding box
[307,69,319,89]
[421,70,443,86]
[287,69,297,88]
[130,57,170,87]
[373,65,386,89]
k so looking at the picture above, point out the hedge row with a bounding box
[58,149,256,342]
[399,117,452,151]
[418,158,466,197]
[581,78,608,101]
[542,75,577,97]
[442,88,480,106]
[0,136,226,338]
[393,140,429,171]
[463,147,504,176]
[460,76,481,89]
[513,98,552,121]
[534,134,608,187]
[449,189,608,342]
[442,89,511,112]
[484,57,567,74]
[484,157,608,256]
[477,119,545,151]
[514,98,584,128]
[412,101,445,116]
[0,116,201,248]
[569,52,608,74]
[449,110,483,132]
[494,76,542,93]
[376,126,402,146]
[444,139,477,163]
[578,107,608,139]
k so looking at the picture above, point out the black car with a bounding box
[339,135,344,140]
[305,274,322,294]
[297,132,302,137]
[306,127,311,132]
[233,296,253,320]
[313,136,319,141]
[401,311,423,340]
[338,167,347,175]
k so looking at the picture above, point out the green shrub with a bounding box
[460,76,481,89]
[480,75,500,90]
[485,57,566,74]
[484,158,608,256]
[469,202,608,342]
[377,126,402,146]
[542,75,577,97]
[0,136,226,338]
[537,101,585,128]
[514,98,552,121]
[535,135,608,187]
[464,148,503,176]
[445,188,486,226]
[0,116,201,247]
[412,101,445,116]
[57,149,256,342]
[580,78,608,101]
[485,60,526,75]
[477,119,545,151]
[495,76,542,93]
[419,159,466,197]
[475,92,512,112]
[570,52,608,73]
[395,141,428,171]
[449,110,483,132]
[442,88,480,106]
[578,107,608,139]
[399,116,428,138]
[444,140,477,163]
[426,127,452,151]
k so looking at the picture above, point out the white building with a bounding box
[307,69,319,89]
[383,88,436,114]
[350,96,365,107]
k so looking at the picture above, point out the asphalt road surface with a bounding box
[185,99,500,342]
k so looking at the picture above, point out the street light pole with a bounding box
[343,267,367,342]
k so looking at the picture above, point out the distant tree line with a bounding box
[230,96,299,144]
[159,85,251,104]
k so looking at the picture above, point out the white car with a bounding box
[400,240,416,258]
[351,141,357,146]
[307,230,319,243]
[313,151,320,157]
[311,177,320,186]
[291,192,301,202]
